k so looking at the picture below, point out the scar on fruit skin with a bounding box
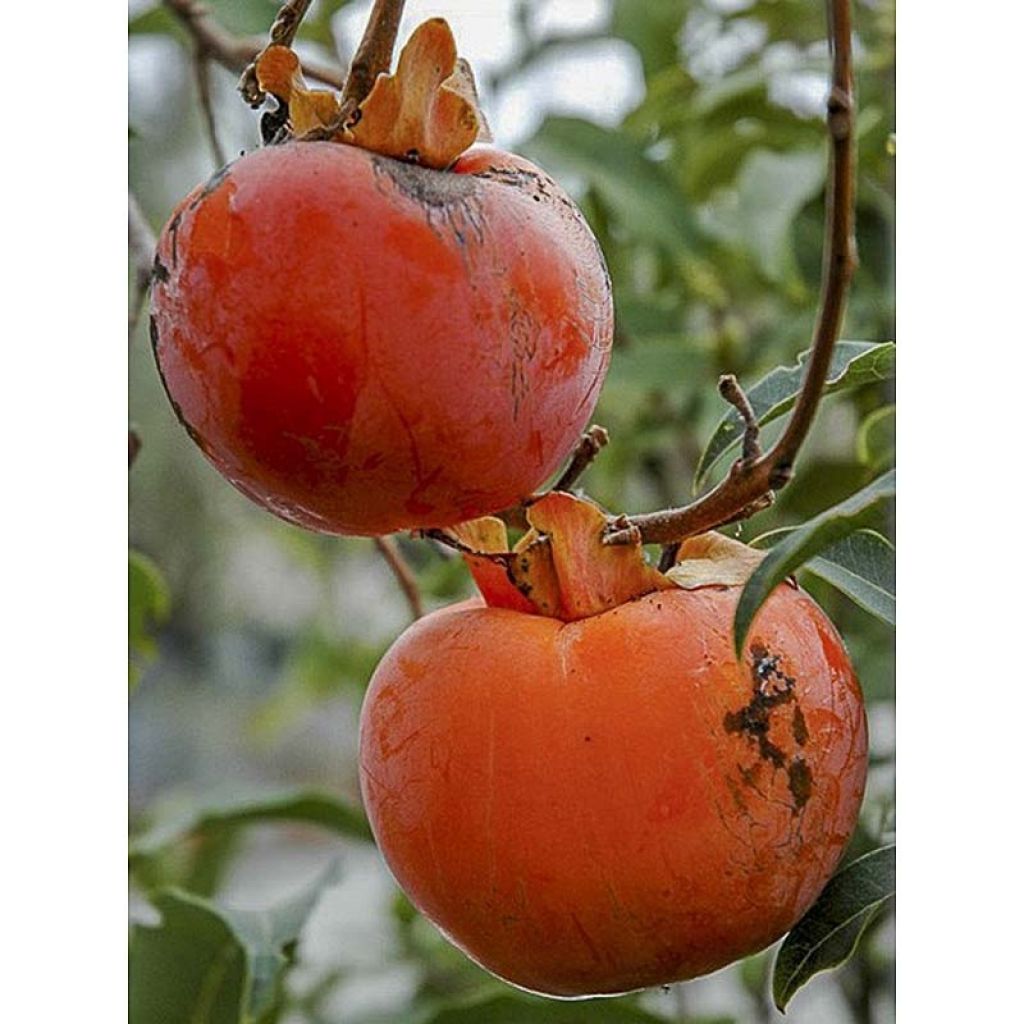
[371,154,486,250]
[723,643,813,814]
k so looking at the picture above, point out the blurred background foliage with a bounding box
[128,1,894,1021]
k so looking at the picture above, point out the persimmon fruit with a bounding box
[148,141,612,535]
[358,495,868,998]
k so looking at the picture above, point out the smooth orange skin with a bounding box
[149,143,612,535]
[359,586,867,997]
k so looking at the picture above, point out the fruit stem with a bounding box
[604,0,858,548]
[338,0,408,119]
[553,425,611,493]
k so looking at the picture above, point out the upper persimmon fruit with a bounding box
[148,21,613,536]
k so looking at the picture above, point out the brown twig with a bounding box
[162,0,343,92]
[373,537,424,620]
[336,0,406,121]
[718,375,761,465]
[128,192,157,340]
[238,0,315,105]
[193,52,227,168]
[553,425,610,492]
[605,0,857,547]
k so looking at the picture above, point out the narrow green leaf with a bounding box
[129,549,171,688]
[129,890,246,1024]
[734,470,895,655]
[523,116,702,255]
[130,785,371,861]
[224,859,343,1020]
[130,860,341,1024]
[857,404,896,472]
[702,148,826,286]
[695,341,895,488]
[751,529,895,626]
[773,845,895,1011]
[611,0,690,80]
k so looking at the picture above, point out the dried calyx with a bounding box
[437,493,778,623]
[254,18,485,169]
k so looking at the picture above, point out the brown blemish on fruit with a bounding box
[167,210,182,267]
[724,643,814,813]
[788,757,813,811]
[188,163,234,212]
[791,704,809,746]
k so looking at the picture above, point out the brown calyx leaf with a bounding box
[447,494,671,622]
[346,18,481,168]
[447,518,535,614]
[255,45,343,138]
[519,493,674,620]
[446,500,780,623]
[664,531,767,589]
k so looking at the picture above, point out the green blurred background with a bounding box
[128,1,894,1021]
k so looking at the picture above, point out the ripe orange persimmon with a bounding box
[358,495,868,997]
[149,141,612,535]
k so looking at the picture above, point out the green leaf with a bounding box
[734,469,895,655]
[701,148,826,287]
[857,404,896,472]
[129,549,171,688]
[130,785,371,862]
[751,529,895,626]
[608,335,710,397]
[130,860,341,1024]
[417,993,677,1024]
[523,117,702,255]
[695,341,896,488]
[611,0,689,80]
[773,845,895,1011]
[223,859,343,1020]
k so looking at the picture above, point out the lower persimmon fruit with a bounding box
[358,495,868,997]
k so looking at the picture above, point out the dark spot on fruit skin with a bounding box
[372,154,486,249]
[167,210,182,267]
[584,735,592,743]
[791,705,809,746]
[788,758,813,811]
[724,643,814,812]
[188,162,234,211]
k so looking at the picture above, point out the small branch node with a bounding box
[553,424,610,493]
[718,375,762,465]
[603,516,642,547]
